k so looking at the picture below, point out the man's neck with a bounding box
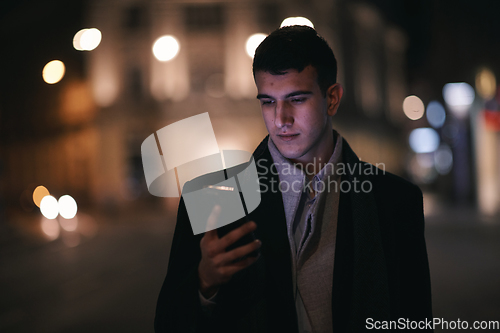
[291,134,336,182]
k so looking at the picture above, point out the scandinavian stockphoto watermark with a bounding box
[256,158,386,195]
[366,318,500,330]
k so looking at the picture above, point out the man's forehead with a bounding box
[255,65,317,79]
[255,66,319,90]
[255,68,298,76]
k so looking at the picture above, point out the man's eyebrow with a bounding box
[285,91,313,98]
[256,94,273,100]
[256,91,313,100]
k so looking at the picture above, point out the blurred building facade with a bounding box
[2,0,415,214]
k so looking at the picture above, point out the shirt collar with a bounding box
[268,130,343,189]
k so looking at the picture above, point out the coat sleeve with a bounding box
[154,197,206,333]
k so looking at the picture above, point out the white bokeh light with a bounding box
[42,60,65,84]
[426,101,446,128]
[58,195,78,219]
[245,33,267,58]
[40,195,59,219]
[153,36,180,62]
[74,28,102,51]
[73,29,86,50]
[443,82,475,118]
[403,95,425,120]
[280,17,314,28]
[409,128,440,154]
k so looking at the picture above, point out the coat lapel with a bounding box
[249,137,298,328]
[332,139,391,331]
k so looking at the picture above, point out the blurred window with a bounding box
[128,67,143,102]
[123,5,146,31]
[184,4,225,32]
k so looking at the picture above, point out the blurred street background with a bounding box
[1,0,499,332]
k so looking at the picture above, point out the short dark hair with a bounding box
[252,25,337,96]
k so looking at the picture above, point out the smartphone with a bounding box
[204,185,259,259]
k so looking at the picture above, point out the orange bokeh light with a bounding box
[33,186,50,207]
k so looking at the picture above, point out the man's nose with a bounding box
[275,102,294,129]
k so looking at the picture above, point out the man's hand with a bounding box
[198,206,261,299]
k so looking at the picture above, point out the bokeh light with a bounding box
[280,17,314,28]
[32,186,50,208]
[73,29,86,50]
[416,153,434,169]
[60,217,78,232]
[245,33,267,58]
[426,101,446,128]
[475,68,497,100]
[403,95,425,120]
[40,195,59,219]
[73,28,102,51]
[58,195,78,219]
[409,128,440,153]
[408,154,438,184]
[41,217,60,240]
[42,60,65,84]
[152,35,180,61]
[81,28,102,51]
[443,82,475,118]
[434,144,453,175]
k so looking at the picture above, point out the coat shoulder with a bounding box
[360,161,422,201]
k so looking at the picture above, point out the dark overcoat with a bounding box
[154,136,433,332]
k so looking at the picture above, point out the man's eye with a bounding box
[291,98,306,103]
[261,100,274,105]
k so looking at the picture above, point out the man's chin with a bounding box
[271,137,302,158]
[274,146,301,161]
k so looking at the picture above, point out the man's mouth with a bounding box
[277,133,299,142]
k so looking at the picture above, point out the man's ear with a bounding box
[326,83,344,117]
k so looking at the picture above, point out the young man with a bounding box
[155,26,433,333]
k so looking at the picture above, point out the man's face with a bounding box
[255,65,342,165]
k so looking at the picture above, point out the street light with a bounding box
[409,128,440,154]
[475,68,496,100]
[58,195,78,219]
[403,95,425,120]
[442,82,475,203]
[426,101,446,128]
[443,82,475,118]
[73,28,102,51]
[152,35,180,62]
[42,60,65,84]
[245,33,267,58]
[280,17,314,28]
[40,195,59,219]
[33,186,50,207]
